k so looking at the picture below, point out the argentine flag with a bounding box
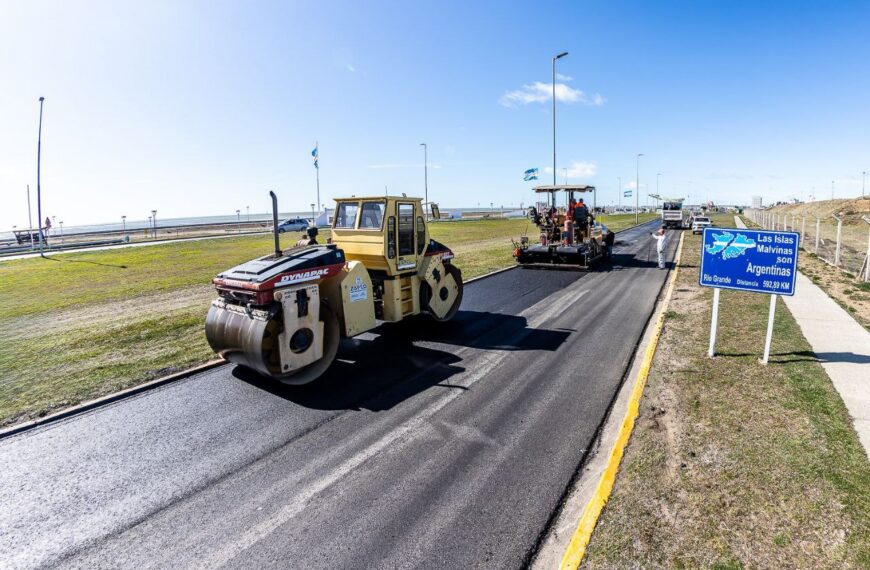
[624,190,633,197]
[523,168,539,182]
[312,145,318,169]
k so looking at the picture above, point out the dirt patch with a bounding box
[798,253,870,331]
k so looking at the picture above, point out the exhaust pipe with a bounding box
[270,191,281,257]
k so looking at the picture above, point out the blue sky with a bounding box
[1,0,869,228]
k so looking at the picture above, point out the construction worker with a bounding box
[295,226,319,247]
[573,198,590,239]
[651,226,668,269]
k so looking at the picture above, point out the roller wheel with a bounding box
[422,264,464,323]
[276,301,340,386]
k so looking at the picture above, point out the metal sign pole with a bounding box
[815,217,820,253]
[761,294,777,365]
[708,287,720,357]
[833,214,843,266]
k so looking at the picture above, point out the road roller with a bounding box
[513,184,609,268]
[205,192,463,385]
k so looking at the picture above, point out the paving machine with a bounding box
[205,192,463,385]
[513,184,607,268]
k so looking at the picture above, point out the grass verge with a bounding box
[0,214,655,426]
[582,224,870,569]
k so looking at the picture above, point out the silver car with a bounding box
[277,218,309,233]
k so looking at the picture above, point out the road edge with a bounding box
[554,230,684,568]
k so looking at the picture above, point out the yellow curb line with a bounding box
[560,230,685,569]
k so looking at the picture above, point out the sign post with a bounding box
[700,227,800,363]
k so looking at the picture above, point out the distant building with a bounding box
[751,196,762,209]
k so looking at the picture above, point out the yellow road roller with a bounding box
[205,192,463,385]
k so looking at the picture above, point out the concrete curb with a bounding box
[0,360,225,440]
[559,230,686,569]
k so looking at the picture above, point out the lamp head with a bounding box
[554,51,569,59]
[39,97,45,102]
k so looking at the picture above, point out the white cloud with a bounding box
[499,82,606,107]
[555,73,573,81]
[626,182,648,190]
[544,161,598,179]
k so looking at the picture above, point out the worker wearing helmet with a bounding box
[573,198,590,239]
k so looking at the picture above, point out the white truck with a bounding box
[661,201,686,229]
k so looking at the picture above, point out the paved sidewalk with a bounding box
[736,215,870,456]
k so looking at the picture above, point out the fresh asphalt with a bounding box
[0,220,676,570]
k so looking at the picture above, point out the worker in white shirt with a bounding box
[651,226,668,269]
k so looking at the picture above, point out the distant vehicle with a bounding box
[276,218,309,233]
[691,216,712,234]
[661,201,686,229]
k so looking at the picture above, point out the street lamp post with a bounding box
[310,203,316,222]
[246,205,250,223]
[420,143,428,220]
[148,216,152,237]
[635,153,644,224]
[831,180,835,201]
[863,171,866,198]
[151,210,157,238]
[552,51,569,207]
[236,209,241,233]
[121,215,126,234]
[59,221,64,244]
[656,172,661,208]
[36,97,45,256]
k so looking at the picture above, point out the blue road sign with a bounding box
[699,227,799,296]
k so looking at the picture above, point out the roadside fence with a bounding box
[746,209,870,281]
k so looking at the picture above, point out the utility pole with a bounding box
[121,215,126,234]
[36,97,45,257]
[552,51,569,207]
[151,209,157,238]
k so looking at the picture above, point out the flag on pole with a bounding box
[624,190,633,197]
[312,145,319,169]
[523,168,539,181]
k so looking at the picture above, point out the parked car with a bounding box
[691,216,712,234]
[276,218,309,233]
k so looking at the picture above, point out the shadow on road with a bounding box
[233,309,570,412]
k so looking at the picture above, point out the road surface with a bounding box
[0,221,676,569]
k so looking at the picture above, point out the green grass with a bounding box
[0,214,654,426]
[582,228,870,569]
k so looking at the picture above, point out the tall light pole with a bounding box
[862,171,866,198]
[36,97,45,257]
[831,180,835,201]
[236,209,241,232]
[310,203,316,221]
[420,143,428,219]
[635,153,644,224]
[246,205,250,222]
[59,221,64,244]
[151,209,157,238]
[552,51,569,207]
[121,215,126,234]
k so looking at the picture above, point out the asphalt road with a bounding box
[0,220,676,570]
